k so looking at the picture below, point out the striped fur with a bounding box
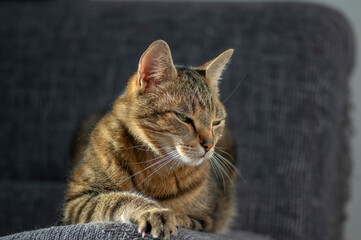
[62,40,237,239]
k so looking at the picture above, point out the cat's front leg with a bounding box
[175,214,213,232]
[63,191,177,239]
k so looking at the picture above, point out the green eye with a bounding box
[176,113,190,122]
[212,120,221,126]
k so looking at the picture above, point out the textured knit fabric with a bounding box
[0,0,354,240]
[0,223,272,240]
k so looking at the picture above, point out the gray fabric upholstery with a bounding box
[0,223,272,240]
[0,0,354,240]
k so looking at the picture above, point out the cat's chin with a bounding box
[179,155,206,166]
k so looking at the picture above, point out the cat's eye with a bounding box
[212,120,221,126]
[176,113,190,123]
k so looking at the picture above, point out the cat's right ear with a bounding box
[137,40,177,93]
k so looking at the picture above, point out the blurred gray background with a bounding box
[253,2,360,240]
[245,2,360,239]
[100,1,361,239]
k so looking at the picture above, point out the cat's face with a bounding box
[133,68,226,166]
[125,40,233,166]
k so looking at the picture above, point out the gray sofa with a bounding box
[0,1,354,240]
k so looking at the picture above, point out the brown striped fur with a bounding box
[62,40,237,239]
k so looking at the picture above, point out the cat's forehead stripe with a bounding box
[177,68,213,109]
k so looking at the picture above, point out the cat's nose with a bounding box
[202,140,214,153]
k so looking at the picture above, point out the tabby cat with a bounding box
[62,40,238,239]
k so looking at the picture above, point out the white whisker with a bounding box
[127,149,176,165]
[135,153,178,188]
[120,151,177,184]
[169,154,183,171]
[212,154,234,186]
[214,151,247,183]
[222,71,247,104]
[215,148,234,161]
[209,157,222,187]
[210,156,227,191]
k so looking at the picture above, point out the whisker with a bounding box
[210,156,227,191]
[169,156,181,171]
[118,144,149,151]
[132,145,176,153]
[214,155,234,179]
[141,128,172,137]
[212,155,234,186]
[214,152,240,176]
[214,146,227,150]
[127,149,176,165]
[174,156,183,169]
[215,149,234,161]
[135,153,178,188]
[214,152,247,183]
[222,71,247,104]
[120,151,177,183]
[120,143,169,153]
[209,157,222,187]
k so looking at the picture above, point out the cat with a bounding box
[62,40,238,239]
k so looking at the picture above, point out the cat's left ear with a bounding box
[137,40,178,93]
[198,49,234,90]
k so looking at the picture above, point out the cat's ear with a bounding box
[198,49,234,90]
[137,40,177,93]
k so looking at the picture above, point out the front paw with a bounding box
[136,208,177,239]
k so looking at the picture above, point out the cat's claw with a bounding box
[137,208,177,239]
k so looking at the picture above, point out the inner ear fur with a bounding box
[137,40,178,93]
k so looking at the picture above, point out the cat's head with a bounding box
[123,40,233,166]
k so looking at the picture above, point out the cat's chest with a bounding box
[137,163,210,214]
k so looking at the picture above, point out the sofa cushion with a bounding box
[0,222,272,240]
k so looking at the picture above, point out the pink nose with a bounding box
[202,140,214,153]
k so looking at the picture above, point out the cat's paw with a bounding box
[136,208,177,239]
